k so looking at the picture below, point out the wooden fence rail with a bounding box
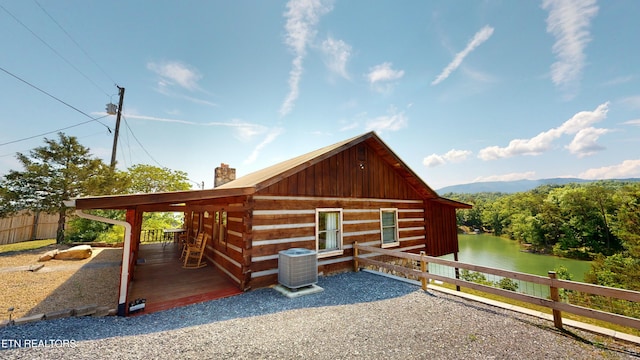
[0,211,59,245]
[353,243,640,331]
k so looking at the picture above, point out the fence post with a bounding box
[420,251,427,291]
[353,242,359,272]
[31,211,40,240]
[454,252,460,291]
[548,271,563,330]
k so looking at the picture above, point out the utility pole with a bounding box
[110,86,125,169]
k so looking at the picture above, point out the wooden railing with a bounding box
[140,229,173,243]
[353,243,640,331]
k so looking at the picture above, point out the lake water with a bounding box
[434,234,593,290]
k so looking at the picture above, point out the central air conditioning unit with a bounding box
[278,248,318,289]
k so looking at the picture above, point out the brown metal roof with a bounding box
[72,131,470,210]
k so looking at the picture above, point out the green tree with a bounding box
[125,164,191,193]
[585,183,640,291]
[67,164,190,243]
[611,183,640,258]
[536,189,564,249]
[0,133,106,243]
[558,185,620,255]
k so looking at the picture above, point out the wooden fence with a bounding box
[353,243,640,331]
[0,211,59,245]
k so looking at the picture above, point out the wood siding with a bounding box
[247,195,427,289]
[182,196,252,290]
[260,142,423,200]
[424,200,459,257]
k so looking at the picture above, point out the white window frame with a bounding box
[380,208,400,248]
[316,208,344,258]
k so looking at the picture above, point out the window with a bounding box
[215,210,227,246]
[380,208,399,247]
[316,209,343,257]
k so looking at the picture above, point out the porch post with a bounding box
[68,206,133,317]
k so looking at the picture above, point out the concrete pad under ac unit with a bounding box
[273,284,324,298]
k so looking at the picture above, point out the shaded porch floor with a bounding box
[127,242,242,315]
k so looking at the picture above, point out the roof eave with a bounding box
[431,197,473,209]
[73,187,255,210]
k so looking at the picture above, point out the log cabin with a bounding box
[70,131,470,315]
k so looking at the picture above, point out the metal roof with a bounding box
[72,132,470,210]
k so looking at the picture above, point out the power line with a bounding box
[0,114,110,147]
[121,115,165,169]
[0,66,111,146]
[120,115,203,188]
[33,0,117,86]
[0,2,110,97]
[0,130,109,157]
[0,65,112,139]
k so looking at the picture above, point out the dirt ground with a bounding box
[0,244,122,320]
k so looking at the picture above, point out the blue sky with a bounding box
[1,1,639,191]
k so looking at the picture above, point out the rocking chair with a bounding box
[183,233,209,269]
[180,232,201,260]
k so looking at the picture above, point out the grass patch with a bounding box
[0,239,56,254]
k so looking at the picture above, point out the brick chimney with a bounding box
[214,163,236,187]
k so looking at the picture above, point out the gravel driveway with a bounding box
[1,271,638,359]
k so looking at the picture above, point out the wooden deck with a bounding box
[127,242,242,315]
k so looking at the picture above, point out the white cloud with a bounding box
[366,62,405,93]
[460,67,499,84]
[478,102,609,160]
[431,25,494,85]
[542,0,598,98]
[231,119,268,142]
[444,149,473,163]
[244,128,285,164]
[115,113,267,141]
[423,154,446,168]
[473,171,536,183]
[620,95,640,109]
[147,61,202,91]
[423,149,473,168]
[565,127,610,157]
[147,61,217,106]
[339,121,359,132]
[557,102,609,133]
[365,107,408,133]
[623,119,640,126]
[579,159,640,179]
[321,37,351,80]
[279,0,333,117]
[367,62,404,84]
[603,75,634,86]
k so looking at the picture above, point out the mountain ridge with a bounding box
[437,178,640,194]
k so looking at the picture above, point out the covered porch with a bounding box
[128,242,242,315]
[68,187,253,316]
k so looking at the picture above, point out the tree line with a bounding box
[444,181,640,291]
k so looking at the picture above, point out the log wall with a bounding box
[184,196,251,289]
[248,195,427,289]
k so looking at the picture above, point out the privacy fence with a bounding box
[353,243,640,332]
[0,211,59,245]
